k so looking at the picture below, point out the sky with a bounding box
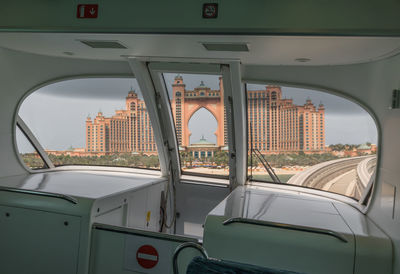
[17,76,377,152]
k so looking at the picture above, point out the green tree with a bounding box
[214,151,229,167]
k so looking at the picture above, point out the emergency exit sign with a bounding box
[77,4,98,18]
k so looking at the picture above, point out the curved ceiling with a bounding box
[1,33,400,66]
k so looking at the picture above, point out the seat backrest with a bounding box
[186,256,304,274]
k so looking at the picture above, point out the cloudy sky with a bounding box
[18,75,377,152]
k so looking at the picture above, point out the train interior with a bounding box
[0,2,400,274]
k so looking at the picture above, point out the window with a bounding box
[17,78,160,170]
[247,84,378,200]
[163,73,229,178]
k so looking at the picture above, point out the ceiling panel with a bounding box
[0,33,399,66]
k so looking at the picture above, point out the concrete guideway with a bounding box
[286,155,376,199]
[322,169,357,197]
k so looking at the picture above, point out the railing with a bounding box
[355,156,377,196]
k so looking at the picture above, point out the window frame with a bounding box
[15,116,52,171]
[144,61,245,188]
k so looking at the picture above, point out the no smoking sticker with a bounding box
[203,3,218,19]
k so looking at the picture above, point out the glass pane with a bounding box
[163,73,229,177]
[247,84,377,200]
[18,78,160,170]
[16,126,46,169]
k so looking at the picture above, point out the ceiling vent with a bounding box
[201,42,249,52]
[79,40,127,49]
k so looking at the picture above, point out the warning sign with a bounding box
[124,233,179,273]
[136,245,159,269]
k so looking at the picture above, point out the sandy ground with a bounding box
[182,166,309,176]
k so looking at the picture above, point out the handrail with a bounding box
[223,217,348,243]
[173,242,209,274]
[0,186,77,204]
[92,223,198,243]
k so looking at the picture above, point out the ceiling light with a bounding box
[202,42,249,52]
[295,58,311,63]
[79,40,127,49]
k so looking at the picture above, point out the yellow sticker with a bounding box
[146,211,151,223]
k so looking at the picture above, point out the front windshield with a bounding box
[246,84,378,200]
[163,73,230,179]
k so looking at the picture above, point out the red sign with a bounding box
[136,245,159,269]
[77,4,98,19]
[203,3,218,19]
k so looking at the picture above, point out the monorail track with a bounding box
[287,156,376,199]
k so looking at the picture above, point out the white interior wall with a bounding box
[364,56,400,272]
[175,182,230,237]
[0,47,131,178]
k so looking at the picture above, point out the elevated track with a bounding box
[287,156,376,199]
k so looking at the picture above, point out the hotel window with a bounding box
[246,83,378,201]
[16,78,160,171]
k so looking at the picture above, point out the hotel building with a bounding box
[85,90,157,154]
[247,86,325,153]
[85,76,325,156]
